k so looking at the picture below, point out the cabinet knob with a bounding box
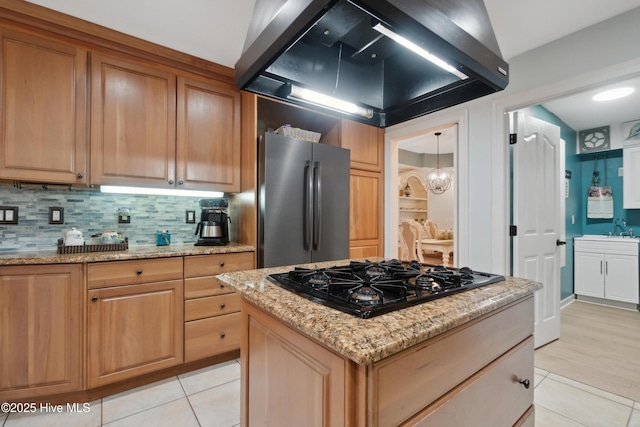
[220,284,225,288]
[220,332,226,339]
[178,180,184,186]
[518,378,530,389]
[220,262,225,267]
[136,269,142,275]
[168,179,175,185]
[76,172,84,179]
[91,296,98,302]
[220,303,226,309]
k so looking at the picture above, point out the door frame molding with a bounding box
[491,57,640,274]
[384,109,469,267]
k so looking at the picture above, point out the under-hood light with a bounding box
[373,23,468,81]
[288,85,374,119]
[100,185,224,198]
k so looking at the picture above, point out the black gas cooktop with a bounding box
[267,260,505,318]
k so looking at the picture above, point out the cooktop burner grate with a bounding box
[267,260,505,318]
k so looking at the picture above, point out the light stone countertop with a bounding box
[0,243,255,265]
[217,258,542,365]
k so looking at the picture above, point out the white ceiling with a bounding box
[24,0,640,152]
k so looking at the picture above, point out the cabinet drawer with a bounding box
[185,312,240,362]
[408,337,534,427]
[88,257,183,289]
[374,297,533,427]
[185,276,233,299]
[185,293,240,321]
[184,252,254,278]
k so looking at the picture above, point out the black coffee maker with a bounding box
[195,199,230,246]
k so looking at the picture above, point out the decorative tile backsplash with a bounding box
[0,184,226,252]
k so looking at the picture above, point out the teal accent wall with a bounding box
[580,150,640,234]
[520,106,581,301]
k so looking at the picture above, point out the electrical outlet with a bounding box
[186,210,196,224]
[48,207,64,224]
[0,206,19,224]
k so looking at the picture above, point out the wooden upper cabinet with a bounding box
[340,119,384,172]
[0,26,87,184]
[90,52,177,187]
[177,77,240,192]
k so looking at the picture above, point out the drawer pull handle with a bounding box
[136,269,142,275]
[220,333,226,339]
[221,303,226,309]
[518,378,530,389]
[91,296,98,302]
[220,262,225,267]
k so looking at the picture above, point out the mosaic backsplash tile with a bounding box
[0,184,230,252]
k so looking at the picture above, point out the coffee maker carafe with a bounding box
[195,199,230,246]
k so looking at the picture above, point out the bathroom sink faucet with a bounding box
[613,217,627,236]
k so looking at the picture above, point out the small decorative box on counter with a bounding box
[57,237,129,254]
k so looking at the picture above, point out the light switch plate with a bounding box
[186,210,196,224]
[618,167,624,176]
[0,206,18,224]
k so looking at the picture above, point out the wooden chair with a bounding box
[400,220,424,263]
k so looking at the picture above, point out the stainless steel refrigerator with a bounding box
[258,132,350,268]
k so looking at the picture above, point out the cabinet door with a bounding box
[349,169,383,257]
[0,27,87,184]
[0,264,83,400]
[574,252,604,298]
[340,119,383,172]
[623,146,640,209]
[177,76,241,192]
[91,52,176,187]
[87,280,183,388]
[604,254,639,303]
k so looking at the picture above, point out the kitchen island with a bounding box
[217,259,542,427]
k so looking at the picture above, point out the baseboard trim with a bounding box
[575,295,639,311]
[560,295,575,309]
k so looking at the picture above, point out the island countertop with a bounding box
[0,243,255,265]
[217,259,542,365]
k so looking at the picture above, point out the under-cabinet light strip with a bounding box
[100,185,224,198]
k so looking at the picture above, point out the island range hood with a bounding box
[235,0,509,128]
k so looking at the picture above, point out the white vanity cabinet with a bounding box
[623,145,640,209]
[574,237,639,304]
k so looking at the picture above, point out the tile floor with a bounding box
[2,359,640,426]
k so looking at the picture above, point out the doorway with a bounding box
[384,109,469,267]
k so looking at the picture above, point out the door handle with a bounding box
[556,239,566,246]
[313,161,321,250]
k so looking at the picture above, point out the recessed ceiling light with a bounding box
[592,87,635,101]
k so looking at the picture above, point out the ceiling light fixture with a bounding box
[592,87,635,101]
[100,186,224,198]
[287,85,374,119]
[425,132,452,195]
[372,23,468,81]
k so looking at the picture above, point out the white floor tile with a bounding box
[534,372,546,388]
[535,367,549,377]
[102,397,199,427]
[628,409,640,427]
[635,402,640,410]
[534,405,585,427]
[4,400,101,427]
[189,379,241,427]
[178,360,241,396]
[535,377,632,427]
[102,377,185,424]
[547,373,635,407]
[1,411,7,424]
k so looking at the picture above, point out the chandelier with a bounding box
[426,132,452,195]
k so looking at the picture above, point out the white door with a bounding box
[512,112,563,349]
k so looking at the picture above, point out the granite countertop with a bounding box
[0,243,255,265]
[217,259,542,365]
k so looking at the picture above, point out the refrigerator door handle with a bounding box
[304,161,313,250]
[313,161,321,250]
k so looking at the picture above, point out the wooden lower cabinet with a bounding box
[87,258,184,388]
[349,169,383,258]
[241,296,534,427]
[0,264,83,400]
[184,252,254,362]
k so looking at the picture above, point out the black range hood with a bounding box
[235,0,509,128]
